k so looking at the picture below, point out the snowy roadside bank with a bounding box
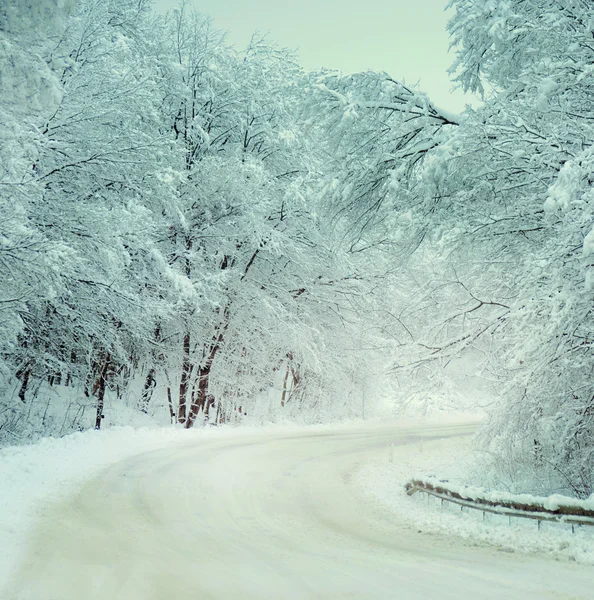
[354,435,594,565]
[0,426,196,584]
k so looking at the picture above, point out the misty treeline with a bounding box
[2,0,593,496]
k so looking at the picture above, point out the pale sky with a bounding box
[153,0,477,113]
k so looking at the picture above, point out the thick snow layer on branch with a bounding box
[314,83,348,105]
[430,103,463,124]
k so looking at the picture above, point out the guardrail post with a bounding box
[537,520,541,531]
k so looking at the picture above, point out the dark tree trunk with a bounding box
[290,364,301,402]
[185,315,227,428]
[140,325,163,414]
[204,393,216,420]
[139,367,156,414]
[185,364,211,428]
[84,361,97,398]
[94,353,111,430]
[167,386,175,423]
[18,367,32,403]
[177,332,191,424]
[65,351,76,387]
[281,353,300,407]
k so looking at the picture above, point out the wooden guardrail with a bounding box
[405,478,594,529]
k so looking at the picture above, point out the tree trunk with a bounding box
[204,393,216,421]
[290,365,301,403]
[280,361,290,407]
[65,351,76,387]
[94,353,111,430]
[185,316,227,428]
[216,399,224,424]
[185,364,211,428]
[17,366,32,403]
[139,367,156,414]
[167,386,175,423]
[177,332,191,424]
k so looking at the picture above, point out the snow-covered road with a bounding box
[4,422,593,599]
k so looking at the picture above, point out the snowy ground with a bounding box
[355,434,594,566]
[1,418,593,599]
[0,425,190,585]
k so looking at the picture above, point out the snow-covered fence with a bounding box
[405,477,594,529]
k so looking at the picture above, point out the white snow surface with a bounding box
[0,426,190,585]
[1,418,593,599]
[408,475,594,512]
[356,435,594,566]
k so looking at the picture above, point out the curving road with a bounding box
[4,422,594,599]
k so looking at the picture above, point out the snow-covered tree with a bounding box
[0,0,178,439]
[442,0,594,496]
[0,0,77,376]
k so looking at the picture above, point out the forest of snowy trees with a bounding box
[1,0,593,498]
